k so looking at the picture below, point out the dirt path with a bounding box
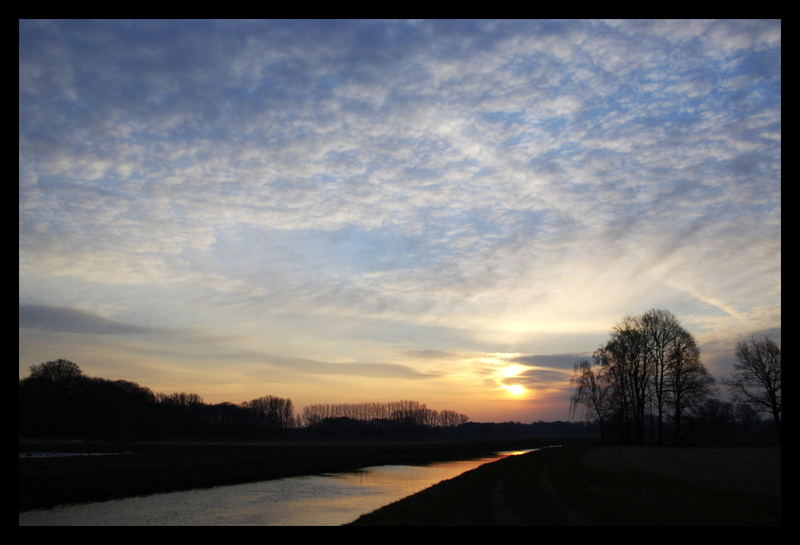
[489,453,593,526]
[539,461,593,525]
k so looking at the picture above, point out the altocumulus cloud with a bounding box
[19,20,780,416]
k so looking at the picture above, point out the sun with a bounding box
[503,384,526,396]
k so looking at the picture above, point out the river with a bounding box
[18,449,534,526]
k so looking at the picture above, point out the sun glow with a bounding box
[478,355,531,399]
[503,384,526,396]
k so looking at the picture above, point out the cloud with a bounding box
[512,354,589,370]
[401,349,461,360]
[19,20,780,416]
[513,368,571,387]
[19,304,158,335]
[258,354,437,380]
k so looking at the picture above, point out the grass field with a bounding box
[350,442,781,526]
[559,444,781,525]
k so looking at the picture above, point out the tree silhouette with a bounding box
[601,313,653,444]
[666,330,714,444]
[569,357,612,444]
[244,395,295,434]
[28,358,83,381]
[724,336,781,443]
[640,309,682,444]
[300,400,469,433]
[570,309,715,445]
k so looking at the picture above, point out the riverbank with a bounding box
[18,437,555,512]
[349,442,781,525]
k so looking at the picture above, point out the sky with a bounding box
[19,19,781,423]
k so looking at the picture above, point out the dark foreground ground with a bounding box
[19,438,780,525]
[350,442,781,526]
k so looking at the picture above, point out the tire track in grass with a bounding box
[490,445,593,526]
[540,461,593,526]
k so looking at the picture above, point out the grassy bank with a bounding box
[18,437,553,512]
[349,444,568,525]
[350,441,781,526]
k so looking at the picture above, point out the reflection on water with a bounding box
[19,452,131,458]
[497,449,538,457]
[19,450,537,526]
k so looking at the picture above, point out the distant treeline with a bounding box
[20,359,593,441]
[302,401,468,428]
[18,360,298,440]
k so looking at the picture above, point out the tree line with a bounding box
[569,309,781,445]
[297,401,470,439]
[17,360,470,440]
[18,359,298,439]
[301,401,469,428]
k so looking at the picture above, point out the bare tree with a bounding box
[245,395,295,432]
[666,330,715,445]
[572,309,715,445]
[157,392,204,406]
[605,314,652,444]
[725,337,781,443]
[300,401,468,430]
[438,409,469,427]
[569,357,612,444]
[640,309,682,444]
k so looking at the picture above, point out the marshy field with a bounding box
[19,438,780,525]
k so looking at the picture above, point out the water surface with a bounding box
[19,450,533,526]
